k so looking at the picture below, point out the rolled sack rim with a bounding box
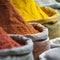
[37,37,49,43]
[39,48,60,60]
[34,37,50,44]
[25,22,48,41]
[0,34,33,56]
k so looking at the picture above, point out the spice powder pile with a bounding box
[0,0,39,35]
[0,27,21,49]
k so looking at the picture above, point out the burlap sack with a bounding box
[0,35,34,60]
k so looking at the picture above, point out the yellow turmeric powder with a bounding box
[11,0,49,21]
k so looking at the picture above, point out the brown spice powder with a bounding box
[0,0,39,35]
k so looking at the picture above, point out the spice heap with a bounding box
[0,0,39,35]
[12,0,49,21]
[0,27,21,49]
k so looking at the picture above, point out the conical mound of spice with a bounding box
[0,0,39,35]
[0,27,21,49]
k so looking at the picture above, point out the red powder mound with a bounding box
[0,27,21,49]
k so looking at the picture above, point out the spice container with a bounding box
[0,34,34,60]
[25,22,50,60]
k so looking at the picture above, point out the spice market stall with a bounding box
[0,0,60,60]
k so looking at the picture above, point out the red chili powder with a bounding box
[0,27,21,49]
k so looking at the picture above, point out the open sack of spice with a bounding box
[0,27,34,60]
[10,0,59,39]
[25,22,50,60]
[12,0,59,24]
[0,0,58,35]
